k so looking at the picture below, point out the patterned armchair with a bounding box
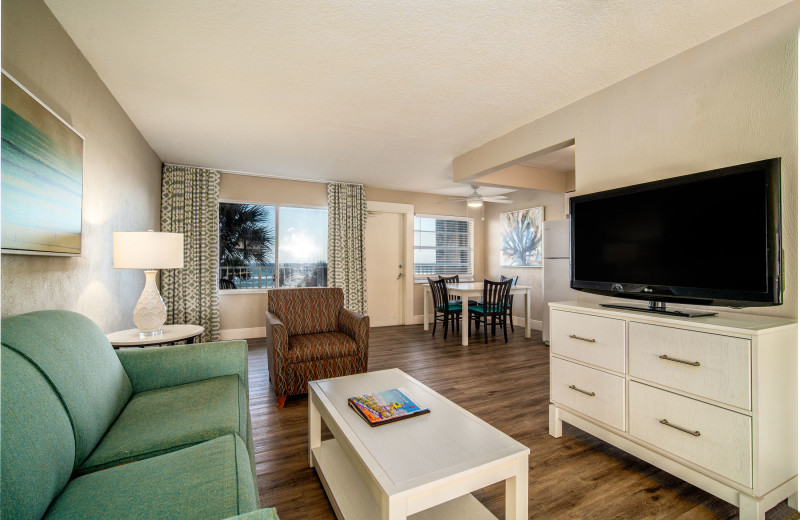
[265,287,369,408]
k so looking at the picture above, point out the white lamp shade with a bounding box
[113,231,184,269]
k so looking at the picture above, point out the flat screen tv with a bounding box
[569,158,782,316]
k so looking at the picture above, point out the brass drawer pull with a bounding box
[659,354,700,367]
[659,419,700,437]
[569,334,596,343]
[569,384,596,397]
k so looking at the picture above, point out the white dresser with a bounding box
[548,301,798,519]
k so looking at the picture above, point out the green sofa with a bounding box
[1,310,279,520]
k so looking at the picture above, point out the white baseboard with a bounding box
[219,327,266,340]
[413,314,541,330]
[514,316,543,331]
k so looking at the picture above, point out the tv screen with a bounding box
[570,158,782,308]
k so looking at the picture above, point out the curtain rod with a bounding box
[163,162,363,186]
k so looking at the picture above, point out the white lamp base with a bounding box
[133,270,167,334]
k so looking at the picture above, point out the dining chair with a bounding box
[500,274,519,332]
[439,275,461,305]
[428,277,461,339]
[468,278,513,344]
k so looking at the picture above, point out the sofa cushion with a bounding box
[268,288,343,335]
[78,374,248,474]
[45,434,259,520]
[1,347,75,520]
[287,332,359,363]
[1,311,132,467]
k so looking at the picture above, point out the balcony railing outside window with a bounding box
[219,263,328,290]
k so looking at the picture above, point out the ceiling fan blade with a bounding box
[487,199,513,204]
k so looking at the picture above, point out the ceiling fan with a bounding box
[449,185,513,207]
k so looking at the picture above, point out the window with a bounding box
[414,214,473,278]
[219,202,327,290]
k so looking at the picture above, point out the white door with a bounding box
[366,211,404,326]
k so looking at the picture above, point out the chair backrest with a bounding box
[438,275,460,301]
[1,311,133,468]
[1,346,76,520]
[268,287,344,335]
[482,278,513,312]
[500,274,519,286]
[428,277,449,310]
[500,275,518,304]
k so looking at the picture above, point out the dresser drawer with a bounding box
[629,381,752,487]
[550,310,626,372]
[551,357,625,431]
[629,322,751,410]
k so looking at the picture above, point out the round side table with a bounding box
[106,324,205,349]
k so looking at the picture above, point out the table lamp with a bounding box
[113,230,184,335]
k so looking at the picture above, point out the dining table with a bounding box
[423,281,531,346]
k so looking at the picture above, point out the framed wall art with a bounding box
[1,70,84,256]
[500,206,543,267]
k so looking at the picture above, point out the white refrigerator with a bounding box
[542,219,574,344]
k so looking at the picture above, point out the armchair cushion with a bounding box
[268,288,343,335]
[45,435,259,520]
[78,374,248,475]
[288,332,359,363]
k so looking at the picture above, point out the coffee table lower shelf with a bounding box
[311,439,496,520]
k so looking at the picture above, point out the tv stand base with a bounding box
[599,301,717,317]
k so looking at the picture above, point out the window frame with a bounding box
[218,199,328,293]
[413,213,474,283]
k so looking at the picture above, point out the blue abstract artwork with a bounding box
[500,207,543,267]
[1,72,83,255]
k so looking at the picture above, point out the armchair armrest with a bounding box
[225,508,279,520]
[116,340,249,394]
[265,311,289,396]
[338,308,369,369]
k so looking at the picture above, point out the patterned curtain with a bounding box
[327,182,368,314]
[160,164,221,342]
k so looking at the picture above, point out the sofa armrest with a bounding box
[338,308,369,368]
[116,340,249,394]
[225,508,280,520]
[265,311,289,396]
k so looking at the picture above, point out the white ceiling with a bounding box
[45,0,789,197]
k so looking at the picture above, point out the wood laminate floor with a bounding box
[247,324,795,519]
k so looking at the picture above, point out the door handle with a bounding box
[396,273,403,280]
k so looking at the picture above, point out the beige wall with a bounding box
[0,0,163,332]
[484,190,566,326]
[455,5,799,319]
[217,174,487,334]
[365,187,485,318]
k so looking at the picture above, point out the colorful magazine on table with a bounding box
[347,388,430,427]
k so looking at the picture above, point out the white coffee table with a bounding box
[308,369,529,519]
